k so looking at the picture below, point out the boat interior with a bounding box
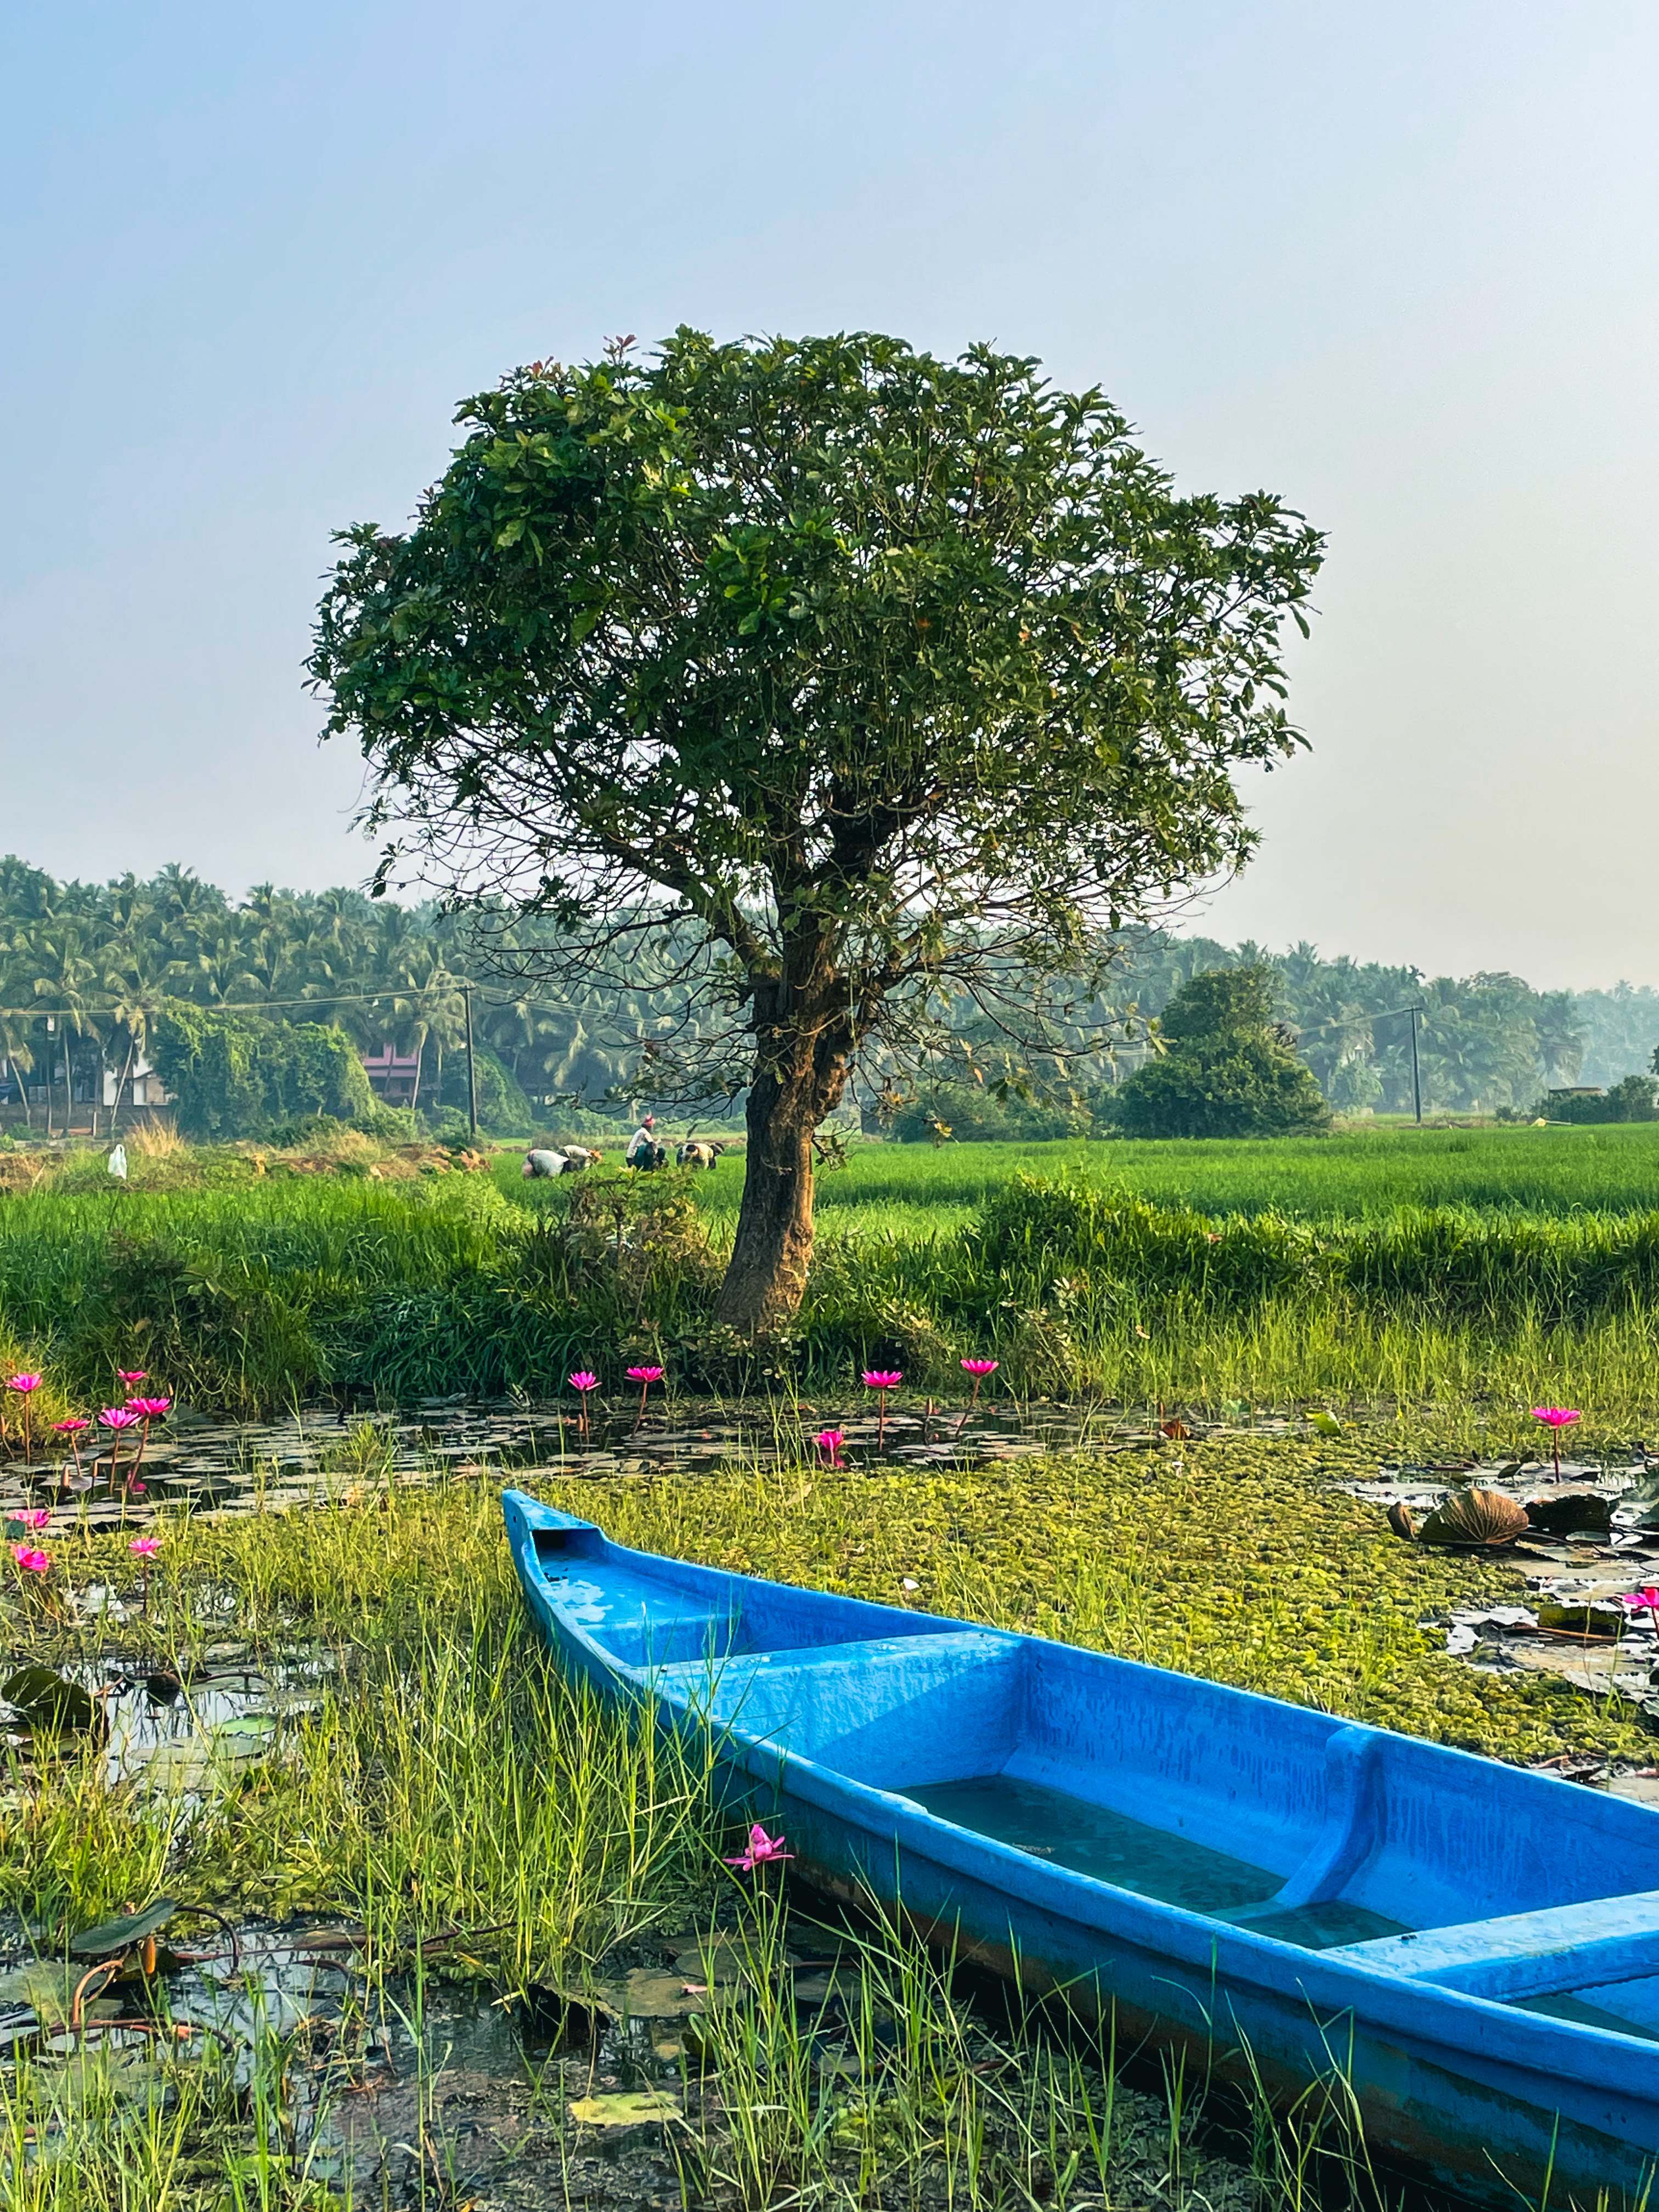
[524,1510,1659,2041]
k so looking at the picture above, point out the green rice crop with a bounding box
[689,1122,1659,1226]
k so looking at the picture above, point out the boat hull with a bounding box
[504,1492,1659,2208]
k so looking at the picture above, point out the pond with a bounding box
[1,1393,1289,1527]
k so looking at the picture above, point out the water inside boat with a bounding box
[907,1774,1410,1949]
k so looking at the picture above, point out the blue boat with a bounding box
[503,1491,1659,2207]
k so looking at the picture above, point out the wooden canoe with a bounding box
[504,1491,1659,2206]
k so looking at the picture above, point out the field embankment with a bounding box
[7,1128,1659,1423]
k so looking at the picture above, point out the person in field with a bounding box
[625,1114,664,1170]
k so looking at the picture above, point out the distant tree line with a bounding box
[2,854,1656,1139]
[0,855,724,1138]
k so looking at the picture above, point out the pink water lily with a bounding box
[814,1428,845,1465]
[862,1370,901,1450]
[1619,1587,1659,1623]
[724,1822,793,1873]
[116,1370,148,1385]
[15,1510,51,1532]
[99,1403,142,1486]
[12,1545,50,1574]
[957,1355,1000,1434]
[52,1415,91,1481]
[5,1375,44,1460]
[1531,1406,1582,1476]
[625,1365,664,1433]
[568,1369,600,1440]
[129,1536,162,1558]
[125,1397,172,1420]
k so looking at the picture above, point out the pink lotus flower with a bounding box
[724,1821,793,1873]
[862,1370,901,1449]
[125,1397,172,1420]
[5,1375,44,1459]
[1532,1406,1581,1475]
[99,1407,141,1430]
[814,1429,845,1464]
[1619,1585,1659,1622]
[625,1364,664,1433]
[129,1536,162,1558]
[12,1545,50,1573]
[116,1370,148,1385]
[52,1417,89,1434]
[15,1510,51,1531]
[568,1369,600,1440]
[956,1355,1000,1433]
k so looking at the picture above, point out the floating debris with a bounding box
[1416,1486,1530,1549]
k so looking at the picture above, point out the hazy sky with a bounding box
[5,2,1656,988]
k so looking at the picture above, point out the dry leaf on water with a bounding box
[1417,1487,1530,1548]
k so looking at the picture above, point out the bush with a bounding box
[884,1082,1088,1144]
[1547,1075,1659,1125]
[150,1009,377,1139]
[433,1042,535,1134]
[1105,966,1331,1140]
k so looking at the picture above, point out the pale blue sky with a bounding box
[4,2,1656,985]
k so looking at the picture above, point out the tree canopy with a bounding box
[310,330,1325,1327]
[1107,964,1332,1139]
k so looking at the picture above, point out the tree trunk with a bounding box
[716,1066,820,1335]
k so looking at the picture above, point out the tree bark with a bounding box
[715,957,854,1335]
[715,1066,820,1334]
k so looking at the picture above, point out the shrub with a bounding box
[1105,966,1331,1139]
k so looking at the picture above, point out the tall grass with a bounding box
[13,1141,1659,1415]
[1,1483,720,1966]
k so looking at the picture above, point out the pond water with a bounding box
[0,1394,1253,1529]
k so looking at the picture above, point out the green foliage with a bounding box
[149,1007,375,1138]
[1106,966,1331,1139]
[432,1037,534,1131]
[1549,1073,1659,1124]
[309,329,1323,1319]
[885,1080,1088,1144]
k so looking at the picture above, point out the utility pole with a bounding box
[464,984,479,1140]
[1409,1006,1423,1125]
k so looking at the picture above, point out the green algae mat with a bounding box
[538,1430,1658,1770]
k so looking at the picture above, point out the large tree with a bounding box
[308,329,1324,1331]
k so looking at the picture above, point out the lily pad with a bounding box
[2,1667,96,1731]
[0,1961,125,2039]
[70,1898,179,1959]
[568,2089,681,2128]
[1526,1493,1615,1539]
